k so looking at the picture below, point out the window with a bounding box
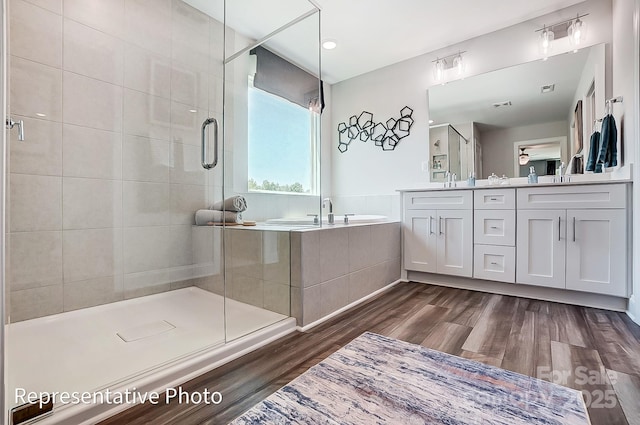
[247,81,318,194]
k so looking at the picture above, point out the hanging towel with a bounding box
[585,130,600,172]
[595,114,618,172]
[209,196,247,212]
[195,210,241,226]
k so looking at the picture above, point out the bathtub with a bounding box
[265,214,388,226]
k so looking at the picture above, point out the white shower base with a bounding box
[6,287,290,417]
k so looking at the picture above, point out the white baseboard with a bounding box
[627,295,640,325]
[407,271,628,312]
[298,280,402,332]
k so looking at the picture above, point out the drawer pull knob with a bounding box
[490,226,499,229]
[490,262,499,265]
[490,198,498,201]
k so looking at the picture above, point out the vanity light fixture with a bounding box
[536,13,588,57]
[519,148,530,165]
[432,51,466,83]
[539,25,554,57]
[568,14,587,50]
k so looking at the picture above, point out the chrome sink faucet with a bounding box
[322,198,334,224]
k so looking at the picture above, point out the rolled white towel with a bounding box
[209,196,247,212]
[195,210,242,226]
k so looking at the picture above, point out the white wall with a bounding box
[616,0,640,324]
[330,0,613,218]
[481,120,569,178]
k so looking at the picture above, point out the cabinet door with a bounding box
[436,209,473,277]
[403,209,438,272]
[566,209,628,296]
[516,209,566,288]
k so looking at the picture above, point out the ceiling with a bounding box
[186,0,586,84]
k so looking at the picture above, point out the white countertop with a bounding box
[398,177,632,192]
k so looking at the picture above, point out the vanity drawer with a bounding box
[474,189,515,209]
[473,245,515,283]
[517,184,627,209]
[404,190,472,210]
[474,210,515,246]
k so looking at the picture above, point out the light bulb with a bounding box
[568,17,586,48]
[453,54,464,77]
[434,59,445,82]
[539,26,554,57]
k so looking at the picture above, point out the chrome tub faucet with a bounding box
[322,198,334,224]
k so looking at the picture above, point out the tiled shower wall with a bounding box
[7,0,228,321]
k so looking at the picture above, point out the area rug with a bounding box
[230,332,590,424]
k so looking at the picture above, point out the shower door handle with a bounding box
[201,117,218,170]
[6,117,24,141]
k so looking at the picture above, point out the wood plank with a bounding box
[501,309,536,376]
[461,294,520,359]
[420,322,472,355]
[387,304,448,344]
[457,350,503,368]
[551,341,628,425]
[608,369,640,425]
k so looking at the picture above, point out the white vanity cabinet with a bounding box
[473,189,516,283]
[403,191,473,277]
[516,184,629,297]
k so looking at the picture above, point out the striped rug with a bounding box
[231,332,590,424]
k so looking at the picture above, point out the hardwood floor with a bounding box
[100,282,640,425]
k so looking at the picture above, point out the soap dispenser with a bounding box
[528,166,538,184]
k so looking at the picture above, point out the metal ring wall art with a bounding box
[337,106,414,153]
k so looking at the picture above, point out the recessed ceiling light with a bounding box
[492,101,512,108]
[541,84,555,94]
[429,120,434,124]
[189,109,197,113]
[322,40,337,50]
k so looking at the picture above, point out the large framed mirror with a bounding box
[427,43,607,179]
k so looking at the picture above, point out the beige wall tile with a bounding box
[63,18,124,85]
[229,229,263,279]
[290,232,302,287]
[319,228,349,282]
[123,225,172,273]
[63,228,123,282]
[170,65,209,109]
[230,274,263,307]
[124,0,171,56]
[170,183,206,225]
[9,231,63,290]
[194,275,224,296]
[170,101,208,146]
[10,117,62,176]
[122,134,170,183]
[63,178,123,229]
[11,284,63,321]
[192,226,222,270]
[302,284,322,326]
[24,0,62,14]
[124,43,171,98]
[123,181,170,227]
[123,275,171,299]
[10,174,62,232]
[64,275,124,311]
[170,142,207,185]
[123,88,171,140]
[169,225,193,268]
[63,71,123,131]
[348,266,374,303]
[63,124,122,179]
[348,225,373,272]
[291,285,302,325]
[209,74,223,114]
[64,0,124,38]
[300,231,320,287]
[10,0,62,67]
[263,231,290,284]
[320,275,349,318]
[264,281,289,316]
[171,0,209,73]
[10,56,62,121]
[371,222,401,264]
